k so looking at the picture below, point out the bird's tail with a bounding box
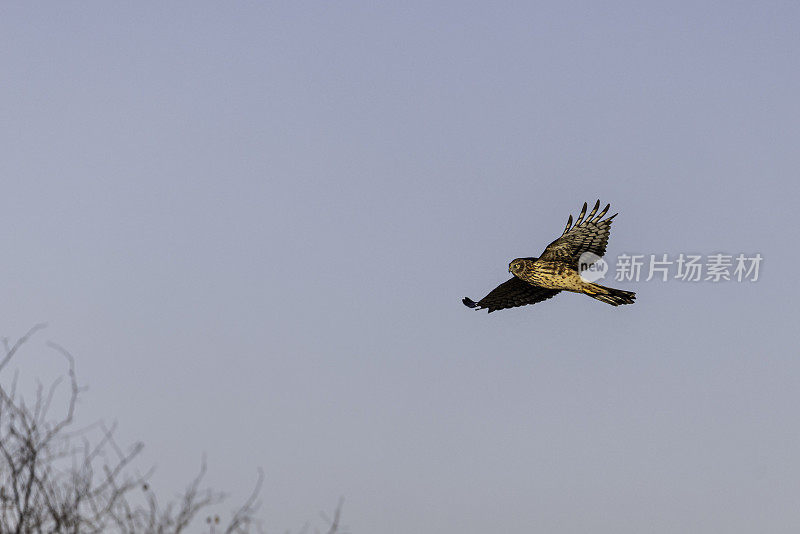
[583,283,636,306]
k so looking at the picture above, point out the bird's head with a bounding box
[509,258,529,275]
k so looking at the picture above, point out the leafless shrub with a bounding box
[0,325,342,533]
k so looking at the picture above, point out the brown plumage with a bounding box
[463,200,636,312]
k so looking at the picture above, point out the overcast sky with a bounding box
[2,2,799,533]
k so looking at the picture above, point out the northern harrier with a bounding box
[463,200,636,312]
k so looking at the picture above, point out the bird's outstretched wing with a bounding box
[539,200,617,266]
[463,277,561,313]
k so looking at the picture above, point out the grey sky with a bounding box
[2,2,799,532]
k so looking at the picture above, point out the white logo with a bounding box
[579,252,608,282]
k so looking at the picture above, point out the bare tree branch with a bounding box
[0,326,293,534]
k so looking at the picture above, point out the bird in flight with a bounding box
[463,200,636,312]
